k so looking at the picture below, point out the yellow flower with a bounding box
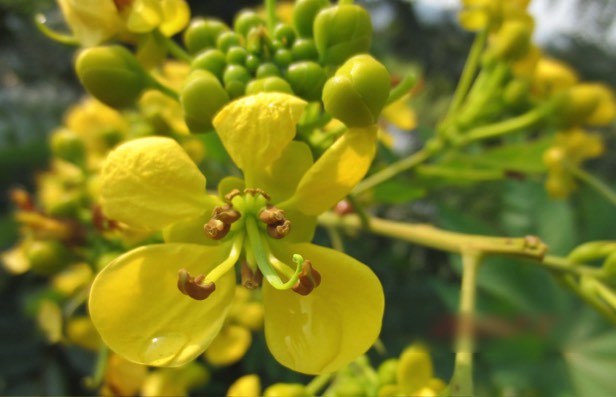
[459,0,531,32]
[122,0,190,37]
[141,362,209,396]
[543,128,604,198]
[89,92,384,375]
[56,0,125,46]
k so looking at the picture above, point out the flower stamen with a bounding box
[291,257,321,296]
[177,269,216,300]
[241,261,263,289]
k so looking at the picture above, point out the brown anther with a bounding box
[204,219,230,240]
[177,269,216,300]
[224,189,242,203]
[9,188,35,212]
[92,205,119,232]
[212,204,241,224]
[113,0,133,11]
[259,205,286,225]
[243,188,271,201]
[267,219,291,239]
[241,262,263,290]
[292,260,321,296]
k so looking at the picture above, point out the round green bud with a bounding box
[377,358,399,386]
[332,378,366,397]
[291,38,318,61]
[75,45,149,108]
[274,48,293,67]
[293,0,329,38]
[256,62,281,78]
[273,23,296,47]
[216,31,243,53]
[183,18,230,54]
[322,54,390,127]
[246,76,293,95]
[226,46,248,65]
[245,54,261,73]
[234,10,265,38]
[314,4,373,65]
[568,241,616,263]
[27,240,72,276]
[180,70,230,133]
[223,64,251,86]
[50,129,85,165]
[285,61,327,101]
[225,80,246,99]
[192,49,227,80]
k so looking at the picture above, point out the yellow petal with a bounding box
[204,324,252,366]
[159,0,191,36]
[253,141,313,202]
[37,300,63,343]
[125,0,162,33]
[89,243,236,367]
[1,242,30,274]
[66,316,102,351]
[263,242,384,374]
[104,354,148,397]
[458,9,489,31]
[397,343,433,394]
[57,0,124,46]
[163,212,220,246]
[212,93,307,185]
[101,137,214,231]
[381,95,416,130]
[281,126,377,216]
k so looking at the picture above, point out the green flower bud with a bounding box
[559,84,607,127]
[332,378,366,397]
[377,358,399,386]
[274,23,296,47]
[293,0,329,38]
[291,38,318,61]
[192,49,227,80]
[75,45,149,108]
[225,80,246,99]
[180,70,230,133]
[245,77,293,95]
[314,4,372,65]
[256,62,281,78]
[50,129,85,165]
[488,20,532,62]
[217,31,243,53]
[245,54,261,73]
[223,64,251,86]
[226,46,249,65]
[322,54,390,127]
[568,241,616,263]
[27,240,72,276]
[263,383,309,397]
[234,10,265,38]
[274,48,293,67]
[503,78,531,108]
[183,18,230,54]
[286,61,327,101]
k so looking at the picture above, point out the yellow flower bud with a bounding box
[227,374,261,397]
[263,383,309,397]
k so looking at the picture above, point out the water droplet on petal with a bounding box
[140,332,188,366]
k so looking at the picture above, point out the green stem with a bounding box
[154,29,193,63]
[566,162,616,206]
[455,104,551,145]
[86,345,109,389]
[540,255,607,280]
[441,29,487,128]
[555,274,616,327]
[318,212,548,259]
[449,251,481,397]
[148,77,180,101]
[265,0,277,33]
[306,373,334,396]
[386,74,416,106]
[352,147,432,196]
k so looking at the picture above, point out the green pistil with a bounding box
[245,216,303,290]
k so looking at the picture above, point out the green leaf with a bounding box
[372,180,426,204]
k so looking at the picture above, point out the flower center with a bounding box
[177,188,320,300]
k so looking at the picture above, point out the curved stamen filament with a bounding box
[204,233,244,283]
[245,216,303,290]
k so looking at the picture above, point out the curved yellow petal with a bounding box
[57,0,124,46]
[204,324,252,366]
[281,126,377,216]
[253,141,314,203]
[101,137,214,231]
[89,243,236,367]
[159,0,191,36]
[212,93,307,184]
[263,242,384,374]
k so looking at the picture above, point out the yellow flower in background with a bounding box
[100,354,148,397]
[459,0,531,32]
[531,57,579,99]
[378,343,446,397]
[122,0,190,37]
[56,0,124,46]
[543,128,605,198]
[141,362,209,396]
[89,92,384,375]
[227,374,261,397]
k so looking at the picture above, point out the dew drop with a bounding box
[140,332,188,366]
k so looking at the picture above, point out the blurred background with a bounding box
[1,0,615,395]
